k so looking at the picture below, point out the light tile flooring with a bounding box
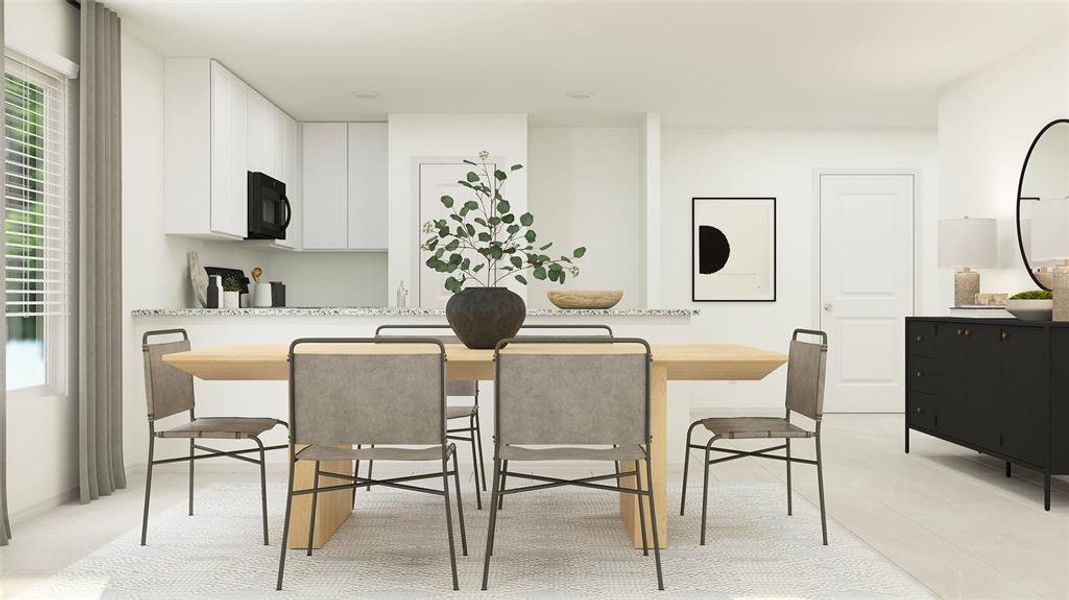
[2,414,1067,599]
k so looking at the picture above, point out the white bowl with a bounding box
[1004,299,1052,321]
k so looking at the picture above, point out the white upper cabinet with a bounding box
[302,122,388,251]
[347,123,388,251]
[164,58,300,245]
[302,123,349,249]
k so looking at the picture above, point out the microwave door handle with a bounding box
[281,194,292,229]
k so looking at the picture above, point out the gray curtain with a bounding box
[78,0,125,503]
[0,0,12,546]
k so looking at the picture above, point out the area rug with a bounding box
[19,481,931,599]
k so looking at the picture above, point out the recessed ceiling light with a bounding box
[565,90,594,100]
[351,90,381,100]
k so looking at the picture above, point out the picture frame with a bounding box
[691,197,777,302]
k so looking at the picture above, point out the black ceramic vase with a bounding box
[446,287,527,349]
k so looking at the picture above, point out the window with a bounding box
[4,53,70,392]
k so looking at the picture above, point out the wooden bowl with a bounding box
[546,289,623,309]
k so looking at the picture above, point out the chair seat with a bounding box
[297,444,453,462]
[156,417,280,440]
[701,417,814,440]
[446,404,477,420]
[498,444,645,462]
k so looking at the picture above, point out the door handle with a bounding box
[823,303,832,312]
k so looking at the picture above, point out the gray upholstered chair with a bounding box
[680,329,829,546]
[370,323,615,511]
[276,337,467,591]
[140,329,286,546]
[481,336,663,591]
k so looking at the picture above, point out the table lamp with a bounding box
[939,217,997,307]
[1030,197,1069,320]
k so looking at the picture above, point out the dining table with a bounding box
[162,341,787,550]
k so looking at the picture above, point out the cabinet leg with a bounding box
[1005,462,1011,478]
[1045,473,1051,511]
[904,427,910,454]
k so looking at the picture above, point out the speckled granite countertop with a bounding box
[131,307,698,317]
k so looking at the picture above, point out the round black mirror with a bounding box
[1017,119,1069,291]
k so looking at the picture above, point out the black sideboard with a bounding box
[905,317,1067,510]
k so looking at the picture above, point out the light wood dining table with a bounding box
[162,342,786,550]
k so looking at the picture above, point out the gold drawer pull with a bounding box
[914,406,923,414]
[915,371,923,378]
[1000,331,1009,340]
[915,335,924,342]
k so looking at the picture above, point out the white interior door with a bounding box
[820,174,914,412]
[418,162,496,308]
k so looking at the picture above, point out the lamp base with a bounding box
[1053,267,1069,321]
[953,269,980,308]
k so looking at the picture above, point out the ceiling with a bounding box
[111,0,1069,127]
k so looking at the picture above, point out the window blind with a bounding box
[4,53,70,318]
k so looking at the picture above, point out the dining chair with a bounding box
[481,335,663,591]
[680,328,829,546]
[370,323,615,511]
[140,329,287,546]
[276,337,467,591]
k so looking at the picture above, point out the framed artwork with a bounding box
[691,197,776,302]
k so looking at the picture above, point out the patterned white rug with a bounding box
[20,480,931,599]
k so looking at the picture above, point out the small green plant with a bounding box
[1010,290,1052,300]
[222,276,242,293]
[421,151,586,293]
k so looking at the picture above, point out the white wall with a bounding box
[527,127,642,308]
[5,0,80,520]
[938,30,1069,304]
[387,114,528,305]
[660,128,938,423]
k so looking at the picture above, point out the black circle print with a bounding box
[698,225,730,274]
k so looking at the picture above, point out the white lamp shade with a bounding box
[1031,198,1069,264]
[938,218,997,269]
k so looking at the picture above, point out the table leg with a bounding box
[619,365,668,549]
[288,445,354,549]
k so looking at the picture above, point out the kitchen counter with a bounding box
[131,306,699,317]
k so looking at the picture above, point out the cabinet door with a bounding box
[960,324,1002,450]
[934,322,964,437]
[246,90,264,173]
[999,326,1046,465]
[347,123,388,250]
[209,62,248,239]
[302,123,349,249]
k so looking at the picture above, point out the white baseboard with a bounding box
[11,487,79,525]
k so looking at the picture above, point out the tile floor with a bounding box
[1,414,1067,599]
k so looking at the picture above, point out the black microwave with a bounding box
[247,171,291,240]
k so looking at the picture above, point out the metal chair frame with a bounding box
[481,335,663,591]
[276,337,468,591]
[679,329,829,546]
[368,323,615,511]
[140,329,288,547]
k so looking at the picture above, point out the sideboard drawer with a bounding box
[907,390,937,431]
[907,355,939,394]
[907,321,937,357]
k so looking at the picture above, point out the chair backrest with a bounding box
[142,329,195,421]
[518,324,614,337]
[289,338,446,446]
[375,325,475,397]
[784,329,829,420]
[494,336,651,447]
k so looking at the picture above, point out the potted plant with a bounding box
[1005,289,1053,321]
[221,275,242,309]
[422,151,586,348]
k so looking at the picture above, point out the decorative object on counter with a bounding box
[691,197,776,302]
[1029,197,1069,321]
[206,275,221,309]
[938,217,997,307]
[547,289,624,309]
[270,281,286,307]
[1004,290,1053,321]
[396,280,409,307]
[1016,119,1069,293]
[421,151,586,348]
[974,293,1008,306]
[222,276,242,309]
[252,283,273,308]
[188,251,209,307]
